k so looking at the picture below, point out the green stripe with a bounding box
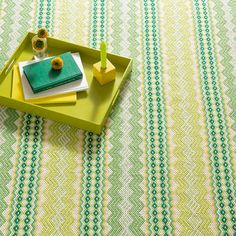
[110,0,122,54]
[79,131,106,235]
[107,106,123,235]
[228,0,236,32]
[106,0,123,234]
[142,0,173,234]
[93,134,105,235]
[8,114,44,235]
[192,0,236,234]
[18,0,34,37]
[79,0,96,233]
[0,108,19,229]
[8,0,53,234]
[127,0,145,234]
[0,0,33,231]
[0,0,15,68]
[79,133,94,235]
[79,0,108,235]
[211,0,236,145]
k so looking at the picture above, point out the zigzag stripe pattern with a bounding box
[54,0,71,41]
[18,0,34,35]
[79,1,108,235]
[160,0,217,234]
[0,0,236,235]
[106,96,123,235]
[0,1,7,48]
[0,0,34,233]
[105,1,146,233]
[38,121,79,236]
[127,0,146,235]
[106,0,124,234]
[192,0,236,234]
[5,1,49,235]
[0,107,19,233]
[228,0,236,37]
[0,0,15,68]
[0,110,21,234]
[209,0,236,173]
[31,2,86,235]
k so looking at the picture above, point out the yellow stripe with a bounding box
[160,0,218,234]
[36,2,88,235]
[3,112,23,234]
[208,0,236,179]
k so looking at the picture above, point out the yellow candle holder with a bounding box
[93,59,116,85]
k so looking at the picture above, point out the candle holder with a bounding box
[93,41,116,85]
[93,59,116,85]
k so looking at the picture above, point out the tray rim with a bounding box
[0,32,133,134]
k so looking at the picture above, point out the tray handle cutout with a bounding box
[5,58,16,75]
[112,89,120,107]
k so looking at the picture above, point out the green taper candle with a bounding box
[100,41,107,69]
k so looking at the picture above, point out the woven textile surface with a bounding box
[0,0,236,235]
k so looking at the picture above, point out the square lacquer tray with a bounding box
[0,32,133,134]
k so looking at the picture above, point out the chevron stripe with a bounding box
[54,0,71,41]
[106,108,123,235]
[0,0,15,68]
[34,127,84,235]
[0,0,35,234]
[37,121,79,235]
[109,0,122,54]
[54,0,88,44]
[192,0,236,234]
[1,0,236,235]
[127,0,147,235]
[35,123,83,236]
[111,34,133,236]
[32,3,88,234]
[101,1,116,234]
[160,0,218,234]
[8,1,23,47]
[228,0,236,34]
[78,1,108,235]
[3,0,34,60]
[209,0,236,177]
[0,107,19,234]
[5,1,51,235]
[106,0,124,234]
[0,1,7,42]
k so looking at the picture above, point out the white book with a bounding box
[18,53,89,100]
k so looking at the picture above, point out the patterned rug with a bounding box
[0,0,236,235]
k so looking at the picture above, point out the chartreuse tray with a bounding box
[0,32,133,134]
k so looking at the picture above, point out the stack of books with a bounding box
[11,52,88,105]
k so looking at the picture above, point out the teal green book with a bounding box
[23,52,83,93]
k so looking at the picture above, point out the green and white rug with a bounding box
[0,0,236,235]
